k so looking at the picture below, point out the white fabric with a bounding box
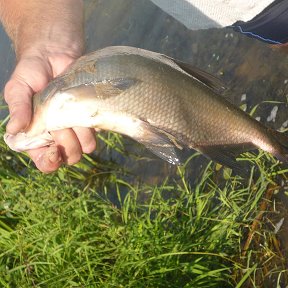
[150,0,275,29]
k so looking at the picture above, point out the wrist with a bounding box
[0,0,84,59]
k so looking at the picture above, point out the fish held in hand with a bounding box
[4,46,288,169]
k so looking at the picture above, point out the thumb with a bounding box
[4,56,51,134]
[4,78,34,134]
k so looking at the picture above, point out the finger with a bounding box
[27,146,62,173]
[72,127,96,154]
[51,129,82,165]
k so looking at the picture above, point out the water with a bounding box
[1,0,288,284]
[0,25,15,118]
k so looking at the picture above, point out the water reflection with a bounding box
[0,24,14,119]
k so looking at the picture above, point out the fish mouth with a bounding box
[4,131,54,152]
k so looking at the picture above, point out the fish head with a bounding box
[3,82,97,152]
[4,130,54,152]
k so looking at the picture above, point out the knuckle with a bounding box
[4,79,33,104]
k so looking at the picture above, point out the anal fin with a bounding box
[197,143,256,173]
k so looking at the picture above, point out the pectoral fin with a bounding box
[61,78,139,100]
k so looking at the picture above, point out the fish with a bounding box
[4,46,288,170]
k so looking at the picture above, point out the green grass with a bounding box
[0,117,287,287]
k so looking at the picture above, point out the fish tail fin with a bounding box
[269,129,288,162]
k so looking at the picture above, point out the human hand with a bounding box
[4,50,97,173]
[1,0,96,173]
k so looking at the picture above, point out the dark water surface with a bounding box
[1,0,288,284]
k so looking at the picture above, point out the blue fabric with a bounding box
[231,0,288,44]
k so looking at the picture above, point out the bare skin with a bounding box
[0,0,96,173]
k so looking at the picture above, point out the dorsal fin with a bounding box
[165,56,225,93]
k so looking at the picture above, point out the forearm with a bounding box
[0,0,84,58]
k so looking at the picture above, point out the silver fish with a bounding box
[4,46,288,168]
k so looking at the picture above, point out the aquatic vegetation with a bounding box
[0,114,287,287]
